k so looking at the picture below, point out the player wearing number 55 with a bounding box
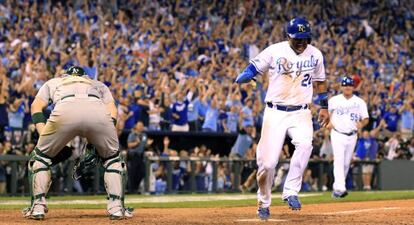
[328,76,369,199]
[235,17,329,220]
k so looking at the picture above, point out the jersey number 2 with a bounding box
[301,74,312,87]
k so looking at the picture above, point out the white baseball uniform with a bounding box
[251,41,325,207]
[329,94,369,192]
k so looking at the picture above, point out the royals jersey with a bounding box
[250,41,325,105]
[329,94,369,133]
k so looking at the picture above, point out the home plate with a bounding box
[235,219,287,222]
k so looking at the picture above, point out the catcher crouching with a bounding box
[23,66,132,220]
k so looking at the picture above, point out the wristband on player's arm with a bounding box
[235,64,259,83]
[32,112,47,124]
[318,92,328,109]
[112,117,117,126]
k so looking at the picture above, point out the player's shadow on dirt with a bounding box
[56,214,108,219]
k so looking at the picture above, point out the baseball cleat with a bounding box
[109,207,134,220]
[332,191,348,199]
[23,204,48,220]
[257,207,270,220]
[284,196,301,210]
[109,214,124,220]
[22,207,31,218]
[28,204,47,220]
[109,210,125,220]
[124,207,134,218]
[30,214,45,220]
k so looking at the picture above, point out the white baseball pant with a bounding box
[331,129,358,192]
[256,106,313,208]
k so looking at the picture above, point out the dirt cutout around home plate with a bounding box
[1,199,413,225]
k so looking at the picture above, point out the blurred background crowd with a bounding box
[0,0,413,195]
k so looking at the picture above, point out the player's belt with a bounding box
[60,94,100,101]
[266,102,308,112]
[333,128,357,136]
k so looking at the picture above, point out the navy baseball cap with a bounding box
[341,76,354,86]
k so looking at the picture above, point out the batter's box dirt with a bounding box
[1,199,413,225]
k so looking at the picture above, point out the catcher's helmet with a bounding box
[341,76,354,86]
[66,66,87,76]
[287,17,311,39]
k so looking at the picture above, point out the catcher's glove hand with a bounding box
[72,144,100,180]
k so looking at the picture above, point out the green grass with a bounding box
[1,190,414,210]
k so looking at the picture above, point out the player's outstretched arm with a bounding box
[235,64,259,83]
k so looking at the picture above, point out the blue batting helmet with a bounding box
[341,76,354,86]
[287,17,311,39]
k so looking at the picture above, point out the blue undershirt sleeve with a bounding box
[235,64,259,83]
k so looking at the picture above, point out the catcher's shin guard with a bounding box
[23,148,52,219]
[103,153,133,219]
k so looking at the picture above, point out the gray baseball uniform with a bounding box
[25,67,131,220]
[35,74,118,159]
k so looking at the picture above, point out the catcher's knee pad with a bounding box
[28,149,52,205]
[103,153,126,214]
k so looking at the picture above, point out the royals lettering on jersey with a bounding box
[250,41,325,105]
[329,94,369,133]
[276,55,319,76]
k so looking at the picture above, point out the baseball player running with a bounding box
[24,66,132,220]
[236,17,329,220]
[329,76,369,198]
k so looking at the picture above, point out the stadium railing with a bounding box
[143,156,381,194]
[0,154,380,195]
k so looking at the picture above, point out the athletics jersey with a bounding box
[250,41,325,105]
[329,94,369,133]
[36,75,114,105]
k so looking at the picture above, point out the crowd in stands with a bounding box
[0,0,414,195]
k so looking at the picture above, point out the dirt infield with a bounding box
[1,199,413,225]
